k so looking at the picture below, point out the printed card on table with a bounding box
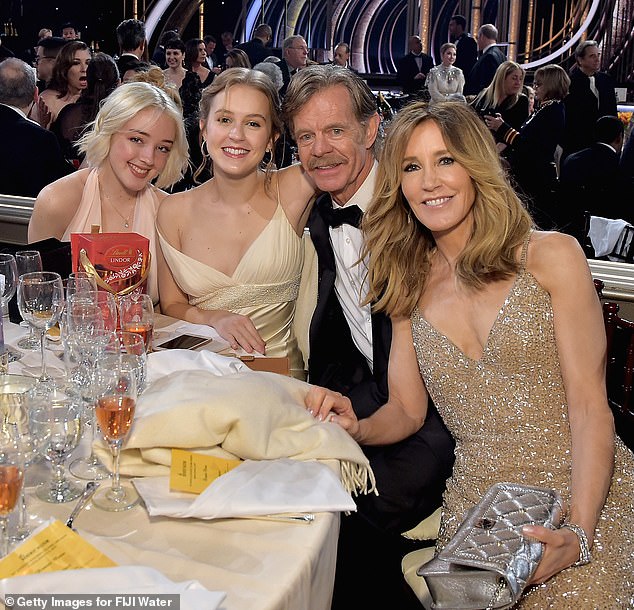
[170,449,242,494]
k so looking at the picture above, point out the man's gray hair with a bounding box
[282,64,378,139]
[282,35,305,50]
[0,58,36,108]
[575,40,598,60]
[478,24,498,41]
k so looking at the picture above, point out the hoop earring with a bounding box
[200,139,210,160]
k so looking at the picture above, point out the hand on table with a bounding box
[211,311,265,355]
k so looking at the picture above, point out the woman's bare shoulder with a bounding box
[527,230,589,287]
[37,168,89,208]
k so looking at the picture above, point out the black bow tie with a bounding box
[320,201,363,229]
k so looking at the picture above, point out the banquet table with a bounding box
[0,320,341,610]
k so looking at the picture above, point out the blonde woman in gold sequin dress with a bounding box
[305,101,634,607]
[157,69,315,377]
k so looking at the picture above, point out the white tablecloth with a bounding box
[1,321,340,610]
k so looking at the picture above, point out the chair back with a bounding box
[602,300,634,451]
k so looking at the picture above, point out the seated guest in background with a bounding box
[253,60,283,92]
[279,35,309,97]
[485,64,569,229]
[34,36,66,93]
[426,42,465,103]
[449,14,477,76]
[225,48,251,69]
[563,40,617,159]
[396,35,433,95]
[156,68,315,377]
[184,38,213,88]
[524,84,536,114]
[28,82,188,303]
[38,40,91,127]
[464,23,505,97]
[472,60,529,141]
[332,42,355,71]
[306,99,634,607]
[203,35,220,73]
[116,18,147,78]
[162,37,187,89]
[237,24,272,68]
[52,52,119,167]
[560,115,632,228]
[0,58,72,197]
[283,64,454,609]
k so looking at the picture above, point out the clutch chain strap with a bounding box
[485,578,507,610]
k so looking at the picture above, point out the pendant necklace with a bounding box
[101,186,136,228]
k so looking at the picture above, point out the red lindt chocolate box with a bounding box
[70,232,150,297]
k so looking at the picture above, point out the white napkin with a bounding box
[153,320,229,345]
[147,348,249,385]
[0,566,225,610]
[133,458,356,519]
[589,216,629,257]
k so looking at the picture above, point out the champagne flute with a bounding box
[118,293,154,351]
[15,251,43,351]
[17,272,65,386]
[0,435,24,556]
[92,359,139,511]
[30,394,82,503]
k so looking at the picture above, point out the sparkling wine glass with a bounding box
[30,393,82,503]
[118,294,154,352]
[17,272,65,386]
[0,254,18,311]
[15,251,43,351]
[0,434,24,556]
[92,359,139,511]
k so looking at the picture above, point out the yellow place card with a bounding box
[170,449,242,494]
[0,519,116,579]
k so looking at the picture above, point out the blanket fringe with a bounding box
[340,460,377,497]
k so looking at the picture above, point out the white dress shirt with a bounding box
[329,162,377,371]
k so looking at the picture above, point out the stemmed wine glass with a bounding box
[92,359,139,511]
[0,254,18,369]
[30,393,82,503]
[65,300,111,481]
[15,251,43,351]
[17,272,65,386]
[0,433,24,556]
[119,294,154,352]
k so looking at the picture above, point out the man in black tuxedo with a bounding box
[396,35,433,95]
[283,64,454,609]
[0,58,71,197]
[560,115,631,228]
[449,14,477,76]
[238,24,272,68]
[563,40,618,159]
[464,23,506,96]
[115,19,147,78]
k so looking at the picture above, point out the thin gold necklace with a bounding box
[100,186,136,228]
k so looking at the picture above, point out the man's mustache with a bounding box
[307,156,345,170]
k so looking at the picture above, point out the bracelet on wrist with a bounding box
[562,522,592,566]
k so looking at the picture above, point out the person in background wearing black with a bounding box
[61,23,79,41]
[464,24,506,97]
[115,18,147,78]
[449,14,477,77]
[0,58,72,197]
[396,35,433,95]
[563,40,617,160]
[238,24,272,69]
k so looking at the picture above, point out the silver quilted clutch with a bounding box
[417,482,564,609]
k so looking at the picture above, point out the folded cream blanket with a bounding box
[95,369,376,496]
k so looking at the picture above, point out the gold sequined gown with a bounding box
[411,267,634,608]
[157,203,305,377]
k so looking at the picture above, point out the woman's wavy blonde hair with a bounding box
[78,81,188,189]
[474,60,524,110]
[363,101,533,317]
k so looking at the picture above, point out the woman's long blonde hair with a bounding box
[363,101,533,317]
[473,60,524,110]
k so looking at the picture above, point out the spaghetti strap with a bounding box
[520,230,532,270]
